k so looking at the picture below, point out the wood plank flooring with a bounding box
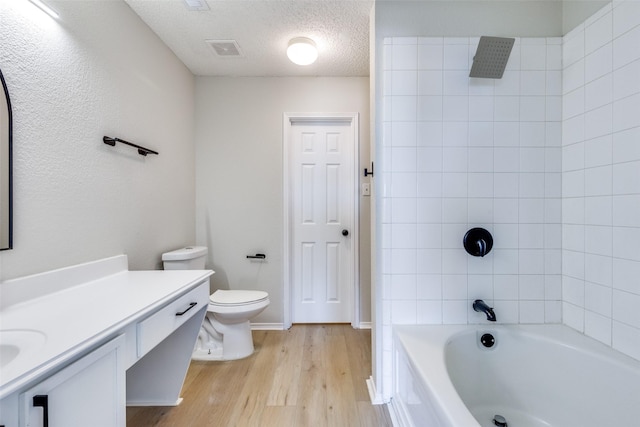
[126,324,392,427]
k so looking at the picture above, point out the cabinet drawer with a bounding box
[137,281,208,358]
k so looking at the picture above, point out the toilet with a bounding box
[162,246,270,361]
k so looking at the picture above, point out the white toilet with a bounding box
[162,246,270,361]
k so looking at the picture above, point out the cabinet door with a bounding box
[20,335,125,427]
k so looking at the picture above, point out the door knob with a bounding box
[342,229,349,236]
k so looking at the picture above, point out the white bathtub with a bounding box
[392,324,640,427]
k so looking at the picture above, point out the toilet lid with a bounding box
[210,289,269,306]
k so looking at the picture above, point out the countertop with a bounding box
[0,258,213,399]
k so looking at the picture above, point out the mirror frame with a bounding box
[0,68,13,250]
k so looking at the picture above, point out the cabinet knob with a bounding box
[342,229,349,237]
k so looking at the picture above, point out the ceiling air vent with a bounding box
[206,40,244,57]
[183,0,209,11]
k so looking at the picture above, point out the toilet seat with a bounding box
[209,289,269,307]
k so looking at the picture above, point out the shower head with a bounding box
[469,36,515,79]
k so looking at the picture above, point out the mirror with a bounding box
[0,68,13,250]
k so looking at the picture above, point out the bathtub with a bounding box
[392,324,640,427]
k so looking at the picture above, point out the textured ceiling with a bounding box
[125,0,373,77]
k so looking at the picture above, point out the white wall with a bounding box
[0,1,196,279]
[561,1,640,361]
[194,77,371,326]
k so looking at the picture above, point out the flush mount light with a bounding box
[287,37,318,66]
[183,0,210,11]
[28,0,59,19]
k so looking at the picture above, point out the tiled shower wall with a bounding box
[561,1,640,360]
[380,36,563,392]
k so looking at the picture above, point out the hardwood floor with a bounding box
[126,325,393,427]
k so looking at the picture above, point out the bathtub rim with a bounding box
[392,323,640,427]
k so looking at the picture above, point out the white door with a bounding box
[285,114,358,324]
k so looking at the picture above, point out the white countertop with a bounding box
[0,256,213,399]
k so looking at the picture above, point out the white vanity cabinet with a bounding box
[19,335,125,427]
[0,255,214,427]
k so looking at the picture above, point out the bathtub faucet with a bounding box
[473,299,496,322]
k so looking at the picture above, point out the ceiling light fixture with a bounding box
[287,37,318,66]
[28,0,59,19]
[183,0,210,11]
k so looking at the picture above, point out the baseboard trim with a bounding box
[358,321,372,329]
[366,376,386,405]
[251,322,285,330]
[388,397,407,427]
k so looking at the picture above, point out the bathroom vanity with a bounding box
[0,255,213,426]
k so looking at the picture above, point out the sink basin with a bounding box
[0,329,47,369]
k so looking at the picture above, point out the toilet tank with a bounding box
[162,246,208,270]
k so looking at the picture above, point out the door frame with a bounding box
[283,112,360,329]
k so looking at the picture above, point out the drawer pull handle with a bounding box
[33,395,49,427]
[176,302,197,316]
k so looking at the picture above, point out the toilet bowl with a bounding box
[194,290,270,361]
[162,246,270,361]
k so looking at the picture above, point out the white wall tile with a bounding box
[416,300,443,324]
[418,70,444,96]
[494,71,520,96]
[417,224,442,249]
[392,122,417,147]
[585,74,613,111]
[443,71,469,95]
[443,147,468,172]
[585,165,612,197]
[417,122,443,146]
[521,122,547,147]
[613,258,640,294]
[585,253,613,286]
[391,70,418,96]
[443,43,470,70]
[585,311,612,345]
[520,300,545,323]
[613,0,640,38]
[613,161,640,194]
[417,96,443,121]
[563,30,585,67]
[494,123,520,146]
[613,290,640,328]
[613,322,640,361]
[418,44,444,70]
[391,96,417,121]
[585,44,613,83]
[613,59,640,101]
[392,44,418,70]
[442,96,469,121]
[417,147,443,172]
[613,93,640,132]
[417,198,442,223]
[442,300,468,323]
[494,175,519,198]
[613,25,640,69]
[521,44,547,70]
[469,97,494,122]
[442,122,468,146]
[469,122,494,146]
[520,97,546,121]
[584,104,613,139]
[585,10,612,55]
[494,97,520,121]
